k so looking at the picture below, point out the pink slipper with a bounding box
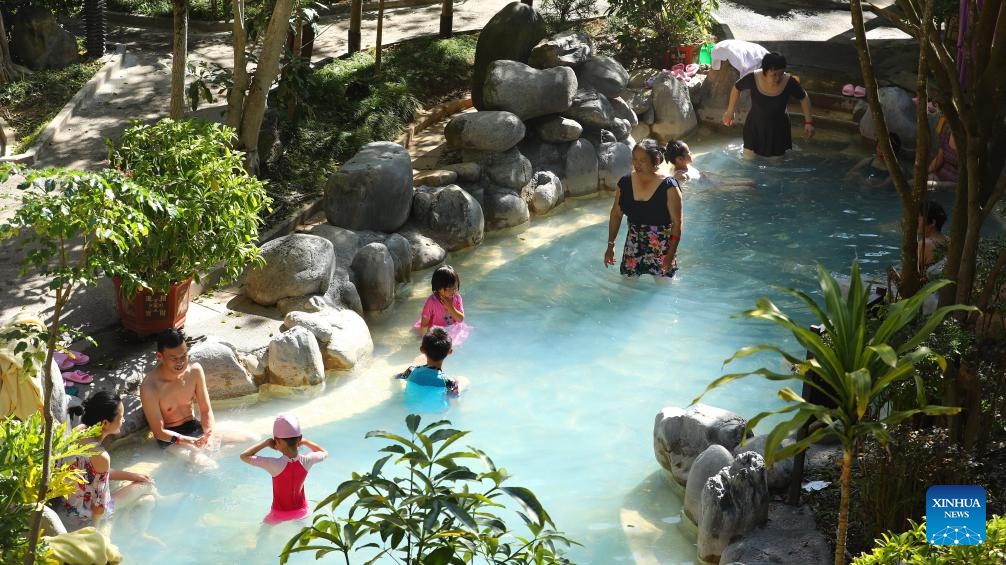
[841,84,855,97]
[685,63,699,77]
[62,370,93,385]
[53,352,75,371]
[854,85,867,97]
[68,350,89,365]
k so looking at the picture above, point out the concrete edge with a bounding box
[396,97,473,147]
[107,0,440,33]
[0,44,127,166]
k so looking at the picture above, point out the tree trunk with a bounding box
[849,0,922,295]
[237,0,294,174]
[375,0,386,72]
[349,0,362,53]
[226,0,248,131]
[170,0,189,119]
[834,449,852,565]
[84,0,107,57]
[439,0,453,38]
[0,12,31,85]
[22,291,69,565]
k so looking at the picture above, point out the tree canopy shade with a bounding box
[859,0,1006,308]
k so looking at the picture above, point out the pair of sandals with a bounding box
[670,63,700,80]
[56,350,93,384]
[841,84,867,98]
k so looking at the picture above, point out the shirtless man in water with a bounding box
[141,329,217,466]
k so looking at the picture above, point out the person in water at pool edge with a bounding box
[240,413,328,525]
[399,327,461,394]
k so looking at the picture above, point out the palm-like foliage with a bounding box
[281,414,576,564]
[693,261,976,565]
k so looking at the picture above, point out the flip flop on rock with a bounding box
[62,370,93,385]
[854,85,867,98]
[841,84,855,97]
[685,63,700,77]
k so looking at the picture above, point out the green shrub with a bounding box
[854,426,980,544]
[0,413,98,564]
[106,0,230,20]
[269,35,476,218]
[280,415,577,564]
[853,516,1006,564]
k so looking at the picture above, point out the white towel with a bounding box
[711,39,770,77]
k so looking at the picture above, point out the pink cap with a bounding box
[273,414,301,439]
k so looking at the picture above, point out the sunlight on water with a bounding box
[109,133,952,564]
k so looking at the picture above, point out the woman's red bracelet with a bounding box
[670,234,681,241]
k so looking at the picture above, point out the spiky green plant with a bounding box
[694,261,976,565]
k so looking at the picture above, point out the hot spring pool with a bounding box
[109,133,949,564]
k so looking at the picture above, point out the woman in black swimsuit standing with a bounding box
[604,139,683,278]
[722,52,814,158]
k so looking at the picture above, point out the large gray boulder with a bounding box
[564,138,598,197]
[574,55,629,99]
[528,30,594,69]
[520,137,567,178]
[11,7,79,70]
[698,451,769,564]
[623,87,653,115]
[734,434,797,492]
[684,444,734,525]
[562,88,616,129]
[650,74,699,143]
[472,2,547,109]
[410,185,485,251]
[609,96,639,127]
[860,86,918,148]
[350,242,396,311]
[445,111,526,152]
[483,61,577,120]
[324,142,413,232]
[483,186,530,231]
[528,170,564,215]
[694,65,750,125]
[399,229,448,270]
[355,231,412,284]
[536,116,583,143]
[327,266,363,315]
[720,502,832,565]
[190,338,257,399]
[653,404,749,485]
[267,326,326,388]
[442,162,482,183]
[464,146,533,190]
[597,139,632,192]
[309,224,360,267]
[245,234,335,306]
[283,308,373,371]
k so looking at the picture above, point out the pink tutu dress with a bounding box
[413,293,470,346]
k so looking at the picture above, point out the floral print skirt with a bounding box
[620,223,674,277]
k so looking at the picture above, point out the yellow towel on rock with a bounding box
[0,314,49,420]
[44,526,123,564]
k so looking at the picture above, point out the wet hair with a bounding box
[278,436,301,448]
[634,139,665,167]
[156,328,186,352]
[921,201,948,231]
[431,265,460,293]
[761,52,787,72]
[421,327,452,362]
[81,390,121,427]
[664,140,689,164]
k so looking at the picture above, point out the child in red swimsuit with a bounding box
[240,414,328,524]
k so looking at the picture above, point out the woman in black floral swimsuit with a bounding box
[604,139,683,278]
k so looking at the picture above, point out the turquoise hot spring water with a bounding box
[109,133,950,564]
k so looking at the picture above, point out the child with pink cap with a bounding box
[239,413,328,524]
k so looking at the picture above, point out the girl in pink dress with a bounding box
[414,264,469,346]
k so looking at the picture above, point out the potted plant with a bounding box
[605,0,719,68]
[104,118,271,335]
